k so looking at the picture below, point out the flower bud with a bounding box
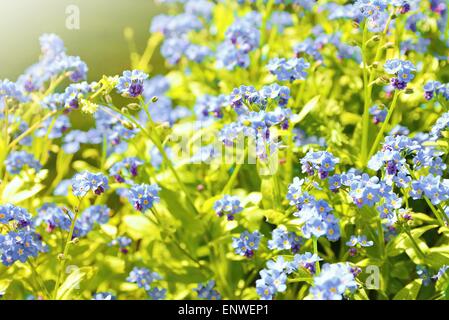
[151,96,159,103]
[123,121,135,130]
[127,103,141,111]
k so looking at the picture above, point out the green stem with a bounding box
[223,163,243,195]
[360,13,394,166]
[404,228,426,261]
[361,22,370,166]
[3,98,9,146]
[376,220,385,259]
[8,110,59,149]
[368,91,400,160]
[312,237,320,274]
[53,199,81,299]
[28,260,51,299]
[408,169,448,226]
[105,104,199,215]
[424,197,446,226]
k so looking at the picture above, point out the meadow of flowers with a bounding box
[1,0,449,301]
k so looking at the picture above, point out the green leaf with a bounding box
[1,176,45,204]
[291,95,320,124]
[56,267,93,300]
[386,225,438,257]
[393,279,422,300]
[354,288,370,300]
[435,268,449,293]
[263,210,286,225]
[0,279,11,295]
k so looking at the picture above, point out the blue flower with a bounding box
[0,205,46,267]
[267,11,293,32]
[216,13,261,70]
[0,204,32,227]
[411,174,449,205]
[116,70,149,98]
[309,263,358,300]
[37,204,110,238]
[35,115,71,139]
[127,267,162,291]
[213,195,243,221]
[150,13,202,36]
[328,175,342,192]
[288,252,322,274]
[369,105,387,124]
[0,230,44,266]
[147,287,167,300]
[346,235,374,248]
[268,226,302,252]
[71,171,109,197]
[109,236,132,254]
[128,183,161,212]
[232,230,262,258]
[256,268,287,300]
[300,150,339,179]
[109,157,144,183]
[267,57,310,82]
[5,151,42,174]
[92,292,116,300]
[0,79,27,102]
[416,265,432,286]
[384,59,416,90]
[430,112,449,139]
[195,280,221,300]
[433,265,449,280]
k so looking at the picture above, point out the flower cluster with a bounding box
[16,34,87,94]
[424,80,449,101]
[214,195,243,221]
[127,184,161,212]
[116,70,149,98]
[267,226,302,253]
[127,267,166,299]
[72,171,109,197]
[109,157,144,183]
[216,12,261,70]
[109,236,132,254]
[195,280,221,300]
[369,105,387,124]
[0,204,46,266]
[309,263,358,300]
[384,59,416,90]
[0,79,28,102]
[300,150,339,179]
[267,58,310,82]
[232,230,262,258]
[5,151,42,174]
[36,203,110,238]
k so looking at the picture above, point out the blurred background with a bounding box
[0,0,166,81]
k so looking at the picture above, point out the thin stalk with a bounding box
[28,260,51,299]
[312,237,320,274]
[3,98,9,146]
[104,104,199,215]
[8,110,59,149]
[53,199,81,299]
[368,91,400,160]
[376,220,385,259]
[361,21,370,166]
[404,228,426,261]
[223,163,243,195]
